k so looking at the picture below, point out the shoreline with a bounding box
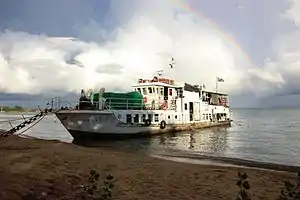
[152,152,300,173]
[73,136,300,173]
[0,135,298,200]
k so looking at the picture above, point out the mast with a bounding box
[215,77,224,93]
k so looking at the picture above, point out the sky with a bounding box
[0,0,300,108]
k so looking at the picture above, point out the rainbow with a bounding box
[168,0,254,66]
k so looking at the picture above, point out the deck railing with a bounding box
[76,97,176,111]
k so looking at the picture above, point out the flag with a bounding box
[169,57,175,68]
[217,77,224,82]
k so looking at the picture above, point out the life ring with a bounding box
[143,97,148,103]
[161,101,168,110]
[144,119,151,126]
[160,120,166,129]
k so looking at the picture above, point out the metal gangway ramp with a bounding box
[0,97,62,140]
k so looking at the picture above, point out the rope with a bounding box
[232,120,247,127]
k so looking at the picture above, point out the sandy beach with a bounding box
[0,135,298,200]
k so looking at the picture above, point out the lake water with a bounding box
[1,108,300,166]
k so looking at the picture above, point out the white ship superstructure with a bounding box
[55,68,231,141]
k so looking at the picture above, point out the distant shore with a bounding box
[0,135,298,200]
[0,105,37,114]
[0,111,38,115]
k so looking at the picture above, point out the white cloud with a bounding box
[0,0,299,105]
[285,0,300,27]
[0,0,250,97]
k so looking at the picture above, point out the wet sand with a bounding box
[0,135,298,200]
[153,152,300,173]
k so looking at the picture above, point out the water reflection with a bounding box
[71,126,229,157]
[148,126,229,156]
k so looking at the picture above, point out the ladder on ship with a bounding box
[0,97,62,139]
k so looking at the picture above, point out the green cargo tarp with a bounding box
[92,93,99,102]
[102,92,146,110]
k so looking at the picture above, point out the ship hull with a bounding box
[55,110,231,141]
[69,121,231,141]
[69,129,154,141]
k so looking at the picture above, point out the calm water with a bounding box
[1,108,300,166]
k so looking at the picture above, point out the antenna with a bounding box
[169,57,176,69]
[157,70,163,76]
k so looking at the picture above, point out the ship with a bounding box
[55,62,232,141]
[0,105,5,113]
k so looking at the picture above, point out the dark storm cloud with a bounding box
[0,92,80,108]
[0,0,110,37]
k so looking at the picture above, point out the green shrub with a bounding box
[78,169,115,200]
[277,172,300,200]
[235,172,251,200]
[22,169,115,200]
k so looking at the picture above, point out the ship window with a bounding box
[141,114,146,122]
[175,115,177,119]
[134,114,139,123]
[169,89,172,96]
[156,87,159,94]
[137,88,141,93]
[148,114,153,122]
[148,87,153,94]
[168,115,170,119]
[206,114,208,120]
[154,114,159,122]
[160,88,164,95]
[179,89,183,98]
[142,88,147,95]
[126,114,132,124]
[184,103,188,110]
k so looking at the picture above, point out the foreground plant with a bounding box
[277,172,300,200]
[21,189,46,200]
[22,169,115,200]
[235,172,251,200]
[78,169,115,200]
[101,174,115,200]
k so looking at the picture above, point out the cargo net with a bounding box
[0,97,63,141]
